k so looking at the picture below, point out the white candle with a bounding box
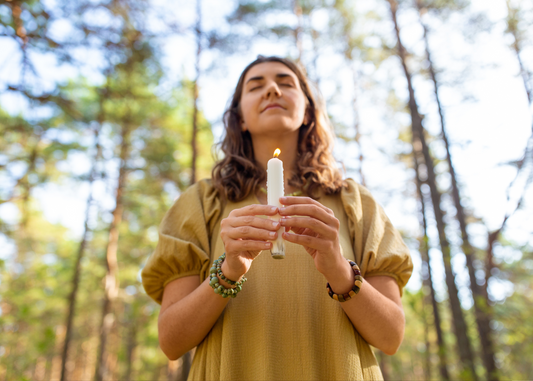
[267,148,285,259]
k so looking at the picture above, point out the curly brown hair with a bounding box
[212,56,345,202]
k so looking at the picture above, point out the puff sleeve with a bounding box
[340,178,413,294]
[141,179,222,304]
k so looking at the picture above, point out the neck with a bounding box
[251,130,299,185]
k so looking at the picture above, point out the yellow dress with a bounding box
[142,178,413,381]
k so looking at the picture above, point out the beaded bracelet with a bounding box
[326,259,363,302]
[208,253,247,298]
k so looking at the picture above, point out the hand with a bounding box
[279,196,346,278]
[219,204,280,281]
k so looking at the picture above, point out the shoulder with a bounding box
[340,178,374,200]
[163,178,222,229]
[175,179,221,209]
[339,178,366,211]
[179,178,216,199]
[339,178,389,224]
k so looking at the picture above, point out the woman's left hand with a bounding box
[279,196,346,277]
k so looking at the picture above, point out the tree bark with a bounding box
[95,124,131,381]
[292,0,303,63]
[190,0,201,185]
[415,2,498,379]
[60,95,104,381]
[506,0,532,105]
[178,352,192,381]
[376,351,390,381]
[123,304,137,381]
[414,148,450,380]
[387,0,478,379]
[351,63,366,186]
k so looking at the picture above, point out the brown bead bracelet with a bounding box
[326,259,363,302]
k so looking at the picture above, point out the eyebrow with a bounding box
[245,73,293,84]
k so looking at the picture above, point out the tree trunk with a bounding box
[415,2,498,379]
[178,351,192,381]
[123,303,137,381]
[60,114,103,381]
[191,0,201,185]
[506,0,532,105]
[95,125,131,381]
[292,0,303,63]
[167,360,179,381]
[376,351,390,381]
[414,149,450,380]
[387,1,478,379]
[422,304,431,381]
[351,63,366,186]
[311,28,320,87]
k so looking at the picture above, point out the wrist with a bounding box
[325,258,355,295]
[221,260,244,285]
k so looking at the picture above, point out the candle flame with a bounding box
[273,148,281,158]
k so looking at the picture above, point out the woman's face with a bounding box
[239,62,308,137]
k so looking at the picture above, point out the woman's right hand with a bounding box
[219,204,280,281]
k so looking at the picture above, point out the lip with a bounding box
[262,103,285,112]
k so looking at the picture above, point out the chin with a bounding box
[254,119,302,134]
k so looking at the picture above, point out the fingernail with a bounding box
[279,207,286,214]
[280,197,287,202]
[270,206,277,212]
[264,242,271,247]
[272,221,279,227]
[269,232,276,238]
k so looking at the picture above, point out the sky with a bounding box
[0,0,532,302]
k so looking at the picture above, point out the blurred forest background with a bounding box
[0,0,532,380]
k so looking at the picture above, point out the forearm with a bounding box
[158,277,229,360]
[326,262,405,355]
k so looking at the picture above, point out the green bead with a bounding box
[217,286,223,293]
[214,282,220,288]
[209,267,217,274]
[209,277,218,286]
[214,287,220,294]
[222,293,228,298]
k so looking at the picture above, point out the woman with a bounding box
[142,56,412,380]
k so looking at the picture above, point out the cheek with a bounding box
[293,95,307,122]
[240,97,257,123]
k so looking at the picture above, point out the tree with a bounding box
[415,1,498,378]
[387,0,478,378]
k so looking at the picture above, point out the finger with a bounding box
[229,215,281,231]
[226,225,279,241]
[289,226,306,235]
[280,196,334,215]
[230,204,278,218]
[282,231,329,251]
[291,227,317,237]
[225,239,272,253]
[279,204,338,228]
[280,216,336,240]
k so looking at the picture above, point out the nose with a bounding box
[264,81,281,99]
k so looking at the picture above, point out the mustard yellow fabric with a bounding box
[141,178,413,381]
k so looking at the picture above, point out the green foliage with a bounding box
[0,0,531,380]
